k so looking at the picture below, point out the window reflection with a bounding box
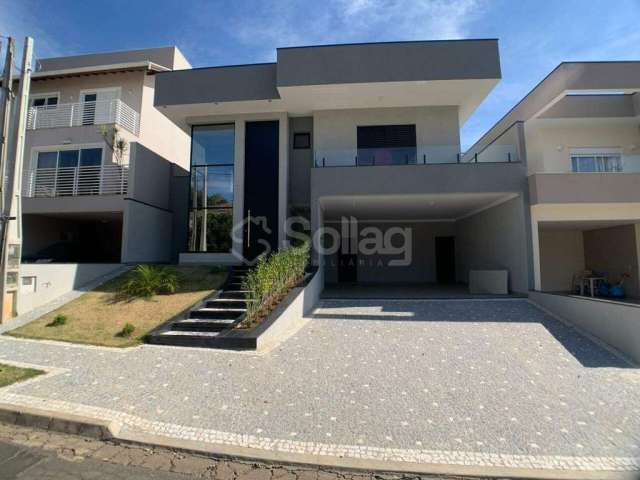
[188,124,235,252]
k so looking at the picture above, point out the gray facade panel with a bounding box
[277,40,501,87]
[154,64,280,106]
[529,173,640,204]
[311,162,527,200]
[539,94,636,119]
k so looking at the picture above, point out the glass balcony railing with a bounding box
[314,144,519,167]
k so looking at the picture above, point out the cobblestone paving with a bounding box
[0,299,639,472]
[2,422,434,479]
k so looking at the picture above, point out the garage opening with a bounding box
[538,220,640,303]
[22,213,123,263]
[319,192,529,298]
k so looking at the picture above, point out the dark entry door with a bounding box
[243,121,279,261]
[435,236,455,284]
[338,238,358,283]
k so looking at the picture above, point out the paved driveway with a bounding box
[0,299,639,473]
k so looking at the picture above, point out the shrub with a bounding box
[47,314,67,327]
[119,265,179,298]
[117,322,135,338]
[242,241,310,319]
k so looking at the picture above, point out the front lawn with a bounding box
[7,265,227,348]
[0,363,43,388]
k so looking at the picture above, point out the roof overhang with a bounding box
[31,61,169,81]
[154,39,501,127]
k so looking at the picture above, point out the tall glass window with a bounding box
[188,124,235,252]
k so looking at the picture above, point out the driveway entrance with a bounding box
[0,299,638,473]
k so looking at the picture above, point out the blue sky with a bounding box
[1,0,640,148]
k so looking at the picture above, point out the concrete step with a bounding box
[189,308,245,320]
[172,318,236,332]
[206,298,247,309]
[217,291,248,300]
[146,330,223,348]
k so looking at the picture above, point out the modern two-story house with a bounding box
[468,61,640,300]
[21,46,191,265]
[154,39,535,294]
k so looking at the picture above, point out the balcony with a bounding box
[314,144,519,167]
[26,99,140,136]
[23,165,129,198]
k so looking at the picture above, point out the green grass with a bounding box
[7,265,227,347]
[0,363,43,388]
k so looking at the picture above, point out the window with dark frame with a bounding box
[293,132,311,149]
[188,124,235,253]
[356,124,417,166]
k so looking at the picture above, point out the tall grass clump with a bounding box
[119,265,179,299]
[242,241,310,322]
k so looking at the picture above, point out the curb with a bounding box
[0,403,119,440]
[0,404,636,480]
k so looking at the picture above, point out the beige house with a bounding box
[21,47,191,265]
[469,62,640,300]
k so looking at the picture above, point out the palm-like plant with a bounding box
[119,265,179,298]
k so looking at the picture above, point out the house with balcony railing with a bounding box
[19,46,191,270]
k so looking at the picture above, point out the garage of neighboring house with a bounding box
[22,212,123,263]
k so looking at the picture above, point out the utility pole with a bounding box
[0,37,32,322]
[0,37,15,226]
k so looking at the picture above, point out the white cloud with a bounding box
[337,0,481,40]
[214,0,483,62]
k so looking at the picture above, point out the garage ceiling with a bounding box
[321,192,516,221]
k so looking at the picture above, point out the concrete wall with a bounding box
[18,263,122,315]
[127,143,172,209]
[530,291,640,364]
[539,230,585,292]
[455,196,530,293]
[139,74,190,170]
[254,269,322,352]
[525,122,640,174]
[121,201,172,263]
[324,221,454,284]
[122,144,175,263]
[313,106,461,164]
[583,224,640,298]
[289,117,313,208]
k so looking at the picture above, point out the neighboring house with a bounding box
[468,62,640,299]
[154,39,536,293]
[21,46,191,266]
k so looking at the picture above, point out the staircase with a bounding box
[146,265,253,348]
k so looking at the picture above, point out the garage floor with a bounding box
[323,282,525,299]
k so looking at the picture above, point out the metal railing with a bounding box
[23,165,129,198]
[26,99,140,135]
[314,145,492,168]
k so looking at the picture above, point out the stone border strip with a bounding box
[0,390,638,480]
